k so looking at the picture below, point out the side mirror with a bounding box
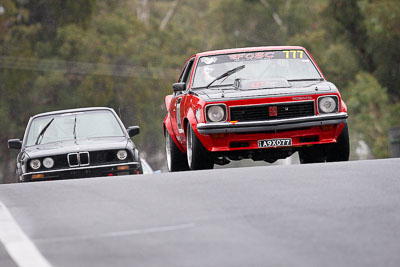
[8,139,22,149]
[172,82,186,92]
[127,126,140,137]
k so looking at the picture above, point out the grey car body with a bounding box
[8,107,142,182]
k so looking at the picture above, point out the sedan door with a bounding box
[170,58,195,145]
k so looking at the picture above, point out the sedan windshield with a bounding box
[192,50,322,88]
[25,110,124,146]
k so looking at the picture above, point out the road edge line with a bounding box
[0,201,53,267]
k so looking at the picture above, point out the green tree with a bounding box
[345,73,390,158]
[0,0,98,183]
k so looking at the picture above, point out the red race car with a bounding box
[163,46,349,171]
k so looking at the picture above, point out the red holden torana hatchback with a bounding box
[163,46,349,171]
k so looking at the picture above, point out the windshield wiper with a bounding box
[73,115,77,140]
[288,78,324,82]
[206,65,245,88]
[35,118,54,145]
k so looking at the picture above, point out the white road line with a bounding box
[34,223,197,243]
[0,201,53,267]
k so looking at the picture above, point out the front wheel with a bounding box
[186,124,214,170]
[326,124,350,162]
[299,145,326,164]
[165,130,189,172]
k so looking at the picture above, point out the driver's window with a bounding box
[179,58,195,88]
[185,61,195,91]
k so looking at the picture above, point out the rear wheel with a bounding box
[165,130,189,172]
[326,124,350,162]
[187,124,214,170]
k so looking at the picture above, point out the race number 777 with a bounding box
[283,50,304,59]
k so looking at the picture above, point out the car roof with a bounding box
[194,46,306,57]
[31,107,115,119]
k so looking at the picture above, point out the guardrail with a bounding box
[389,127,400,157]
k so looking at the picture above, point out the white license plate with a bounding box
[258,138,292,148]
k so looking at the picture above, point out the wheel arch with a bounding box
[183,108,213,152]
[165,95,173,111]
[164,114,185,153]
[183,108,197,137]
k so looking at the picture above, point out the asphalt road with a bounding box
[0,158,399,267]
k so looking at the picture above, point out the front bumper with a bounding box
[197,112,348,134]
[20,162,142,182]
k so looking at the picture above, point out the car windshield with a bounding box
[25,110,125,146]
[192,50,322,88]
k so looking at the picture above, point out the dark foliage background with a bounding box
[1,0,399,183]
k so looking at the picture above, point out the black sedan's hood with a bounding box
[195,81,336,101]
[24,137,129,159]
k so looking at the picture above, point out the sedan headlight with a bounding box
[117,150,128,160]
[318,96,339,114]
[206,105,227,122]
[43,157,54,169]
[30,159,41,170]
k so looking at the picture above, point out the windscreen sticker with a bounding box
[201,57,218,65]
[282,50,304,59]
[228,52,275,61]
[197,50,307,67]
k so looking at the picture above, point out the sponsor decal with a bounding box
[228,52,275,61]
[251,81,266,88]
[269,106,278,117]
[201,57,218,65]
[292,96,313,101]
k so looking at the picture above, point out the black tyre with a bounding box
[326,124,350,162]
[165,130,189,172]
[186,124,214,170]
[299,145,326,164]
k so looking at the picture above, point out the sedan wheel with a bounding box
[186,124,214,170]
[326,123,350,162]
[165,130,189,172]
[299,145,326,164]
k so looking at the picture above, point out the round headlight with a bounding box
[207,105,226,122]
[43,157,54,169]
[117,150,128,160]
[319,97,337,113]
[30,159,41,170]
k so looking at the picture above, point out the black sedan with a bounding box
[8,107,143,182]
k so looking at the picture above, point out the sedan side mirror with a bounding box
[127,126,140,137]
[8,139,22,149]
[172,82,186,92]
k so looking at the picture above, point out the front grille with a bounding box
[52,154,70,169]
[89,150,131,165]
[68,153,79,167]
[67,152,90,167]
[28,150,130,171]
[90,150,118,164]
[79,152,90,166]
[230,101,315,122]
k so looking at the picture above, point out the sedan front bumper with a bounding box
[196,113,348,134]
[20,162,142,182]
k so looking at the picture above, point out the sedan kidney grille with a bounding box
[68,153,79,167]
[230,101,315,122]
[79,152,90,166]
[67,152,90,167]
